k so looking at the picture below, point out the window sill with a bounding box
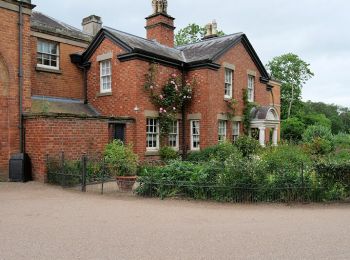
[145,150,159,156]
[97,92,112,97]
[224,97,232,101]
[36,66,62,74]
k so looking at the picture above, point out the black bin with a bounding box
[9,153,32,182]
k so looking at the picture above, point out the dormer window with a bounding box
[37,39,59,70]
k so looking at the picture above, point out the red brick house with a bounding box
[0,0,280,181]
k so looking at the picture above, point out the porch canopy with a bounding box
[250,106,280,147]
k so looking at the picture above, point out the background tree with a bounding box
[175,23,225,46]
[266,53,314,119]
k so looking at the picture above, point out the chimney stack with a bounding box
[82,15,102,36]
[203,20,218,40]
[146,0,175,47]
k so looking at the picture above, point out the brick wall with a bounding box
[86,37,280,159]
[25,117,110,182]
[145,13,175,47]
[30,37,86,99]
[87,38,181,159]
[0,3,32,178]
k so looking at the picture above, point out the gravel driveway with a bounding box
[1,182,350,260]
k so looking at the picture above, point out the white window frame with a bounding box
[37,39,59,70]
[248,75,255,102]
[232,122,240,142]
[218,120,227,142]
[224,69,233,99]
[146,118,159,151]
[168,120,179,150]
[100,60,112,93]
[190,120,200,151]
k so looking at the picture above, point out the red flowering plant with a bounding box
[144,64,194,135]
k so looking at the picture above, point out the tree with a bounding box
[281,117,305,142]
[175,23,225,46]
[266,53,314,119]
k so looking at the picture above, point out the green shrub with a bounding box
[302,125,334,155]
[333,133,350,149]
[159,146,180,162]
[281,117,305,142]
[104,140,138,176]
[187,142,241,162]
[234,136,261,157]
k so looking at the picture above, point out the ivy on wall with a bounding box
[242,89,257,135]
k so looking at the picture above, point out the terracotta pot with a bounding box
[116,176,137,192]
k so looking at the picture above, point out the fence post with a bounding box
[101,158,105,195]
[301,162,305,202]
[82,154,87,192]
[61,151,65,187]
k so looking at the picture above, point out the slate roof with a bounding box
[103,27,244,64]
[177,33,244,63]
[105,27,184,62]
[31,12,92,43]
[30,96,99,116]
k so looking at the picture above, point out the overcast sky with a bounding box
[32,0,350,107]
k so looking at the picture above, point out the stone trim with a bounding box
[145,150,160,156]
[0,1,32,15]
[223,62,235,70]
[247,70,257,77]
[31,31,89,48]
[232,116,242,122]
[217,114,228,121]
[35,66,62,74]
[96,92,112,97]
[97,52,113,62]
[187,113,202,120]
[144,110,159,118]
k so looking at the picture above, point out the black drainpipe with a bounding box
[18,1,24,153]
[181,63,187,160]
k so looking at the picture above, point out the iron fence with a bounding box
[46,152,350,203]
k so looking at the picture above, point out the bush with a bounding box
[104,140,138,176]
[186,142,241,162]
[333,133,350,149]
[234,136,261,157]
[302,125,334,155]
[159,146,180,162]
[281,117,305,142]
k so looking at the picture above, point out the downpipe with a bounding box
[18,1,24,153]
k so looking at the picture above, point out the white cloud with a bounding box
[32,0,350,107]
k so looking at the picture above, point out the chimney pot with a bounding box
[82,15,102,36]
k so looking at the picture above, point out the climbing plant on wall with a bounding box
[144,64,195,135]
[242,89,257,135]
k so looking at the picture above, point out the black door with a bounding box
[114,124,126,142]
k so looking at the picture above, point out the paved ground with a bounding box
[1,182,350,260]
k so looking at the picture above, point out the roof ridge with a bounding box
[103,26,183,54]
[176,32,244,49]
[32,11,90,36]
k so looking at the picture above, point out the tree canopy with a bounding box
[175,23,225,46]
[266,53,314,119]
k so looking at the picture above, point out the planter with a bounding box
[116,176,137,192]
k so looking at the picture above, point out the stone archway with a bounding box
[250,106,280,147]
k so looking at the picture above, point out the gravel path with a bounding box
[1,182,350,260]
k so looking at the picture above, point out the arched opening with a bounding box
[250,106,280,147]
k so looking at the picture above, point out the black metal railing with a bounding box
[46,152,350,203]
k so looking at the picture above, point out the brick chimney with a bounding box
[82,15,102,36]
[145,0,175,47]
